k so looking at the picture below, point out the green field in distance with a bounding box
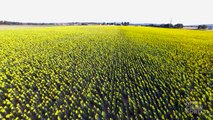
[0,26,212,119]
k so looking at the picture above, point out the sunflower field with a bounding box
[0,26,212,119]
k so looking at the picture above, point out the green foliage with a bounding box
[0,26,212,119]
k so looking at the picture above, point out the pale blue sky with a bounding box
[0,0,212,25]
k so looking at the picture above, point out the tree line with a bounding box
[0,20,209,30]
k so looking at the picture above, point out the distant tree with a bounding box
[174,24,183,28]
[148,24,154,26]
[81,23,88,25]
[160,24,173,28]
[198,25,208,30]
[115,23,121,26]
[121,22,130,26]
[148,24,160,27]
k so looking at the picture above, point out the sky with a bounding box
[0,0,212,25]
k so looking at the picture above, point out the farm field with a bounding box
[0,26,212,119]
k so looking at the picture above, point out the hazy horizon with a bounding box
[0,0,212,25]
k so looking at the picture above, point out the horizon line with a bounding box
[0,20,212,26]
